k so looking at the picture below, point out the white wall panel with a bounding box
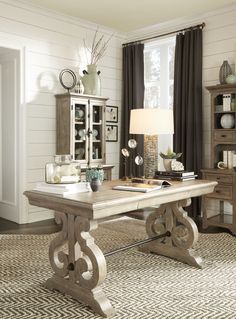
[0,1,123,223]
[202,6,236,169]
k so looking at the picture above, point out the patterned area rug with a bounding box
[1,217,236,319]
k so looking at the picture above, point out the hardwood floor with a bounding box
[0,217,61,234]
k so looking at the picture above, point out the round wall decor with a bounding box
[59,69,77,92]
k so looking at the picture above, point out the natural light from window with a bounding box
[144,36,175,170]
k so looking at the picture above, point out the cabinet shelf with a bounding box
[207,214,233,227]
[214,111,235,114]
[93,122,102,125]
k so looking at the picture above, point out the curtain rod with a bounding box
[122,22,205,46]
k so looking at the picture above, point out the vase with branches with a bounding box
[82,28,113,95]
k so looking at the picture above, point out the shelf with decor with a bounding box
[202,84,236,235]
[55,93,113,180]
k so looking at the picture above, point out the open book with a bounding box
[112,178,171,193]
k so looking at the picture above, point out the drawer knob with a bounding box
[216,177,220,180]
[221,134,226,137]
[215,190,221,193]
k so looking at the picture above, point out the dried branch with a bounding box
[84,27,113,66]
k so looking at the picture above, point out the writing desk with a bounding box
[24,179,216,318]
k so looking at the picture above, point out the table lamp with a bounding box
[129,108,174,178]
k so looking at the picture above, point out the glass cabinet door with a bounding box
[73,100,88,163]
[89,100,105,164]
[71,98,105,166]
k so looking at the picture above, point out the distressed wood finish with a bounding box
[140,199,203,268]
[202,84,236,234]
[24,179,216,317]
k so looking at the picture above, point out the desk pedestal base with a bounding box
[45,276,114,318]
[140,199,203,268]
[46,212,115,318]
[45,199,202,318]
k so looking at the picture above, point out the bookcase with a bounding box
[201,84,236,235]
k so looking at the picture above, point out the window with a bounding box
[144,37,175,170]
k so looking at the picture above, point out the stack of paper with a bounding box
[34,182,91,195]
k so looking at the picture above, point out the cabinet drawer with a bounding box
[214,130,236,142]
[204,173,233,184]
[207,185,232,200]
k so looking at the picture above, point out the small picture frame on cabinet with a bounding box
[106,125,118,142]
[106,106,118,123]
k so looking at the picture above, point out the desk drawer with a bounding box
[214,130,236,142]
[204,173,232,184]
[207,185,232,200]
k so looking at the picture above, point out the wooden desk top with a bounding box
[24,180,217,220]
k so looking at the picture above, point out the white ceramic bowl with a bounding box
[220,114,235,128]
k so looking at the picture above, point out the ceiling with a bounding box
[26,0,236,32]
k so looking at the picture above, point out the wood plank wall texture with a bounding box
[203,8,236,167]
[0,0,123,222]
[1,1,236,222]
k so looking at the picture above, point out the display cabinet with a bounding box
[56,93,113,179]
[202,84,236,234]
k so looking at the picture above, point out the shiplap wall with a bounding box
[0,0,124,223]
[202,7,236,217]
[203,7,236,167]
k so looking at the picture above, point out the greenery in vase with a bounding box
[83,28,113,66]
[159,147,182,159]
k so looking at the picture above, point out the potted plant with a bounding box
[159,147,182,171]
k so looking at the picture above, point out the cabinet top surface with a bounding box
[206,83,236,92]
[201,168,236,174]
[55,92,109,101]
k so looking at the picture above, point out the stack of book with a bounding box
[154,171,197,181]
[34,182,91,195]
[223,150,236,169]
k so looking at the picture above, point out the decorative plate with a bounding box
[75,148,85,160]
[78,129,86,140]
[92,129,98,139]
[75,109,84,120]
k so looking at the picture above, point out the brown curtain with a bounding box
[173,27,203,219]
[119,43,144,178]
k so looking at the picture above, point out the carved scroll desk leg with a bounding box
[45,212,115,318]
[140,199,204,268]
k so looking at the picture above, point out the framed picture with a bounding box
[106,106,118,123]
[106,125,118,142]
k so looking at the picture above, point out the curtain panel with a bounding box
[119,43,145,178]
[173,27,203,219]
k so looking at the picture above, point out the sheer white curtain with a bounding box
[144,37,175,170]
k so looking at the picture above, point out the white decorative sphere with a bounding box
[220,114,235,129]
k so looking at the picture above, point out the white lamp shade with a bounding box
[129,108,174,135]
